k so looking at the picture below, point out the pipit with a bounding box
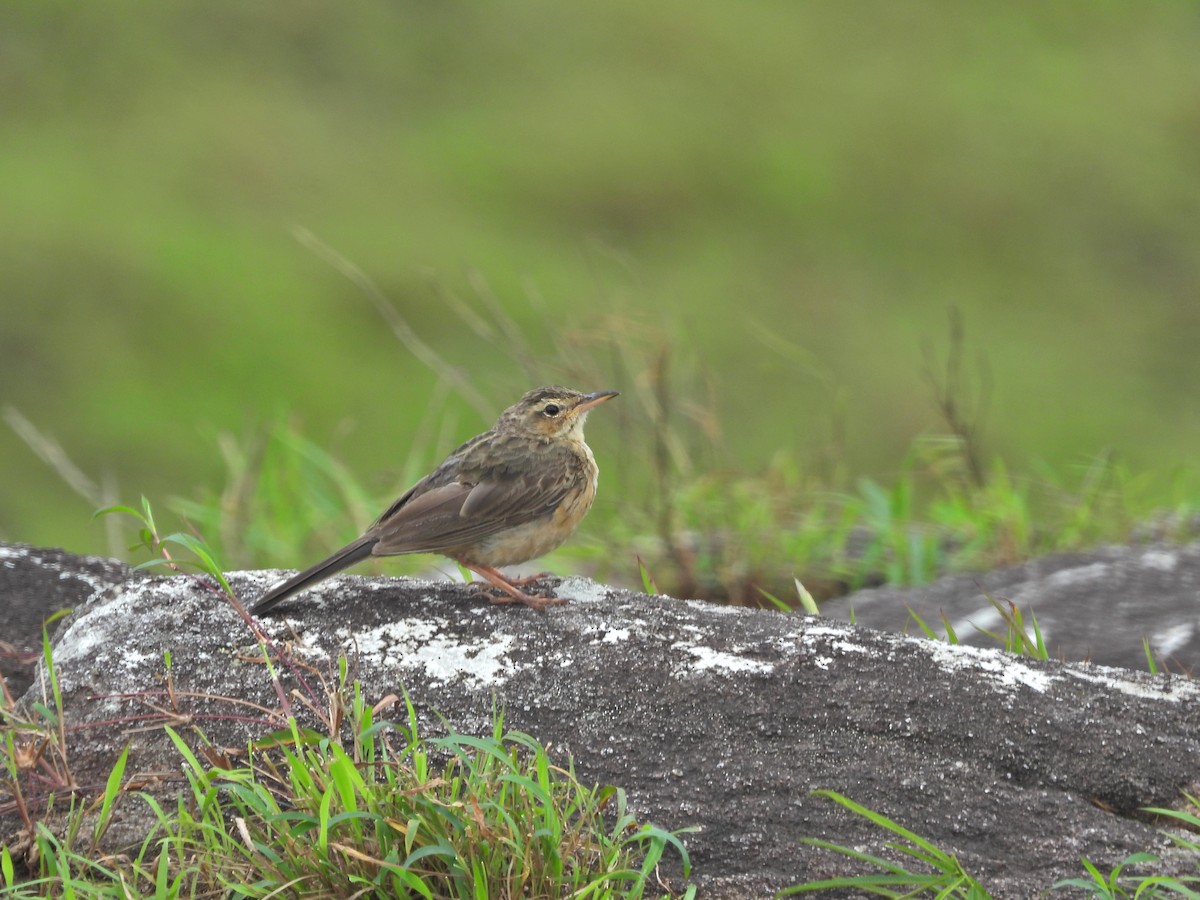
[252,386,618,614]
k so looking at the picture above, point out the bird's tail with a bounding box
[251,537,378,616]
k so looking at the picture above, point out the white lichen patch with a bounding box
[1140,549,1179,572]
[49,578,200,692]
[1062,666,1200,703]
[799,623,856,640]
[672,642,774,676]
[347,619,516,687]
[799,624,872,656]
[1043,562,1109,587]
[555,576,611,604]
[920,639,1057,694]
[684,599,746,615]
[1149,622,1195,658]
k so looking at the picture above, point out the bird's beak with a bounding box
[573,390,619,414]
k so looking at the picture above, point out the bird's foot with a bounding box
[464,564,567,612]
[507,571,552,587]
[467,571,549,589]
[480,589,568,612]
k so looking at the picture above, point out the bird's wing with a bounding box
[368,458,577,555]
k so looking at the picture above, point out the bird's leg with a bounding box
[465,571,549,589]
[502,571,551,587]
[464,563,567,611]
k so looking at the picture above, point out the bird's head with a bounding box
[497,386,619,441]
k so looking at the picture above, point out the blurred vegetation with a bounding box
[2,3,1200,595]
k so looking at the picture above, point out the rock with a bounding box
[0,543,135,698]
[821,542,1200,673]
[4,543,1199,897]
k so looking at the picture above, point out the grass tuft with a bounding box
[0,632,693,898]
[781,790,992,898]
[787,790,1200,899]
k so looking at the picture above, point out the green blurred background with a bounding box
[3,2,1199,562]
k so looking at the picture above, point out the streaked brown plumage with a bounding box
[252,386,618,615]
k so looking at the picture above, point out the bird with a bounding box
[251,386,618,615]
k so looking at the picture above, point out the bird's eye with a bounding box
[542,403,561,417]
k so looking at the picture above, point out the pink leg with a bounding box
[467,571,549,590]
[464,564,567,611]
[507,571,551,587]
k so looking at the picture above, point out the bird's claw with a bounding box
[469,587,567,612]
[467,572,550,591]
[507,571,552,587]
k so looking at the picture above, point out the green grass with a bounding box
[781,790,992,898]
[74,370,1198,619]
[782,790,1200,899]
[1,634,693,898]
[6,7,1200,892]
[8,168,1200,606]
[5,3,1200,557]
[13,263,1194,607]
[5,490,1196,896]
[12,323,1188,616]
[907,588,1050,660]
[148,402,1200,608]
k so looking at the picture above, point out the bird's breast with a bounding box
[460,440,600,567]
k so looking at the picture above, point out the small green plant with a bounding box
[787,791,1200,900]
[781,790,992,898]
[1144,794,1200,855]
[1,633,694,897]
[906,605,962,645]
[1053,795,1200,898]
[94,495,234,597]
[973,591,1048,659]
[147,691,694,899]
[757,578,819,615]
[906,591,1050,661]
[636,555,660,594]
[1051,851,1199,899]
[1143,639,1162,676]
